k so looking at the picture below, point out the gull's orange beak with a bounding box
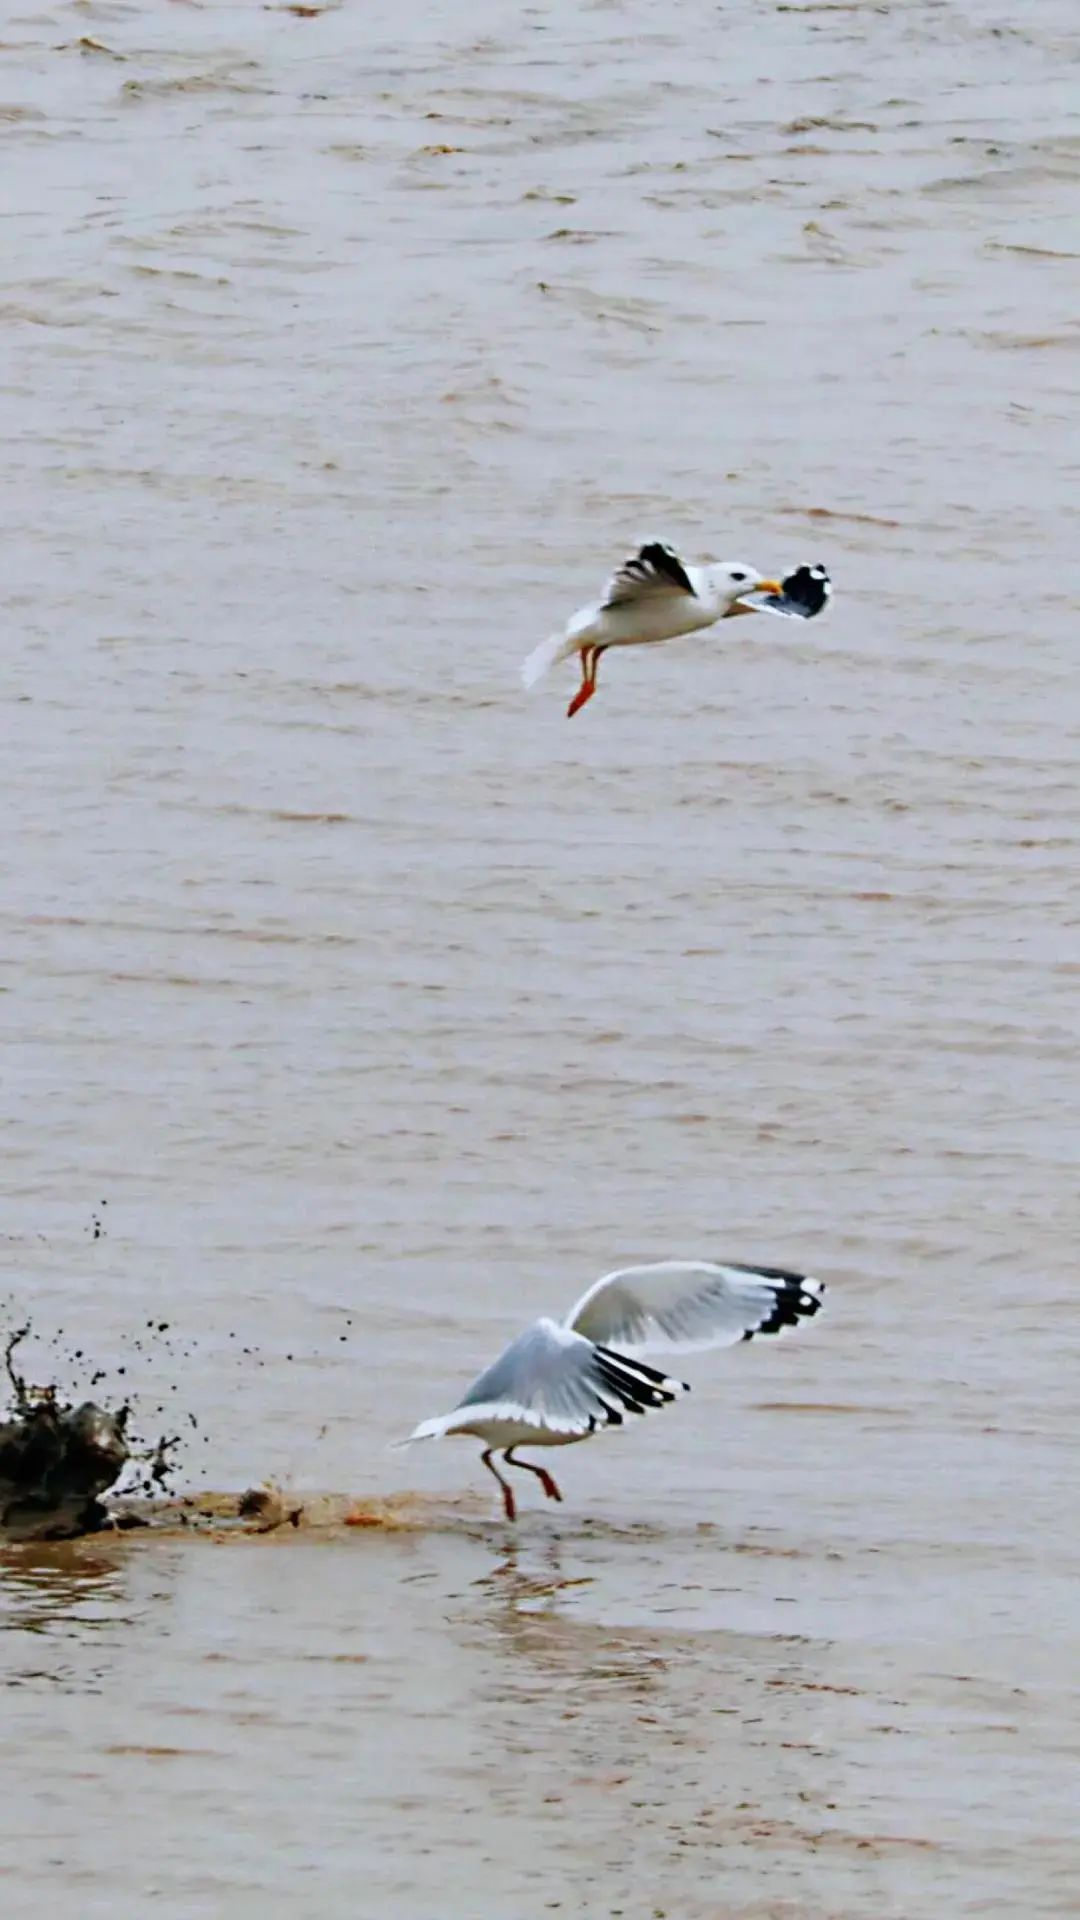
[726,578,784,618]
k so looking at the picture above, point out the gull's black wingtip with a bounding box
[736,1269,826,1340]
[633,542,695,595]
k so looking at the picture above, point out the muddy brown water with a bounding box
[2,0,1079,1914]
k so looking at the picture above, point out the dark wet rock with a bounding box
[0,1395,131,1539]
[1,1328,131,1540]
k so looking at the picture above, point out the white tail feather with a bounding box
[396,1412,454,1447]
[521,630,570,690]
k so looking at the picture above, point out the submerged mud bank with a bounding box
[113,1487,438,1537]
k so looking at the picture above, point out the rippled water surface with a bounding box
[2,1,1078,1914]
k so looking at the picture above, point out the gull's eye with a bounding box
[730,570,748,584]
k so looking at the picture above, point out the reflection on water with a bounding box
[0,1542,141,1706]
[468,1539,627,1678]
[0,1544,131,1636]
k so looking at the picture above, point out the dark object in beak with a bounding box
[762,563,832,619]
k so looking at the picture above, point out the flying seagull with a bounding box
[521,542,832,716]
[403,1259,825,1519]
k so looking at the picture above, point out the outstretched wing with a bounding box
[602,542,697,610]
[565,1260,825,1357]
[752,563,832,621]
[428,1318,686,1438]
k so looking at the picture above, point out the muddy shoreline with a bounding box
[0,1482,409,1543]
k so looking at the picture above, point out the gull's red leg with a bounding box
[567,645,608,718]
[567,648,595,718]
[481,1446,517,1521]
[504,1448,563,1504]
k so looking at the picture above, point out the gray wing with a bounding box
[602,541,696,610]
[453,1318,686,1435]
[566,1261,825,1357]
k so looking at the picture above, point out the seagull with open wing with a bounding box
[402,1258,825,1520]
[522,541,832,717]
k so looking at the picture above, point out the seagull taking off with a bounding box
[402,1259,825,1520]
[521,542,832,716]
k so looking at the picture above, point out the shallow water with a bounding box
[2,0,1079,1914]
